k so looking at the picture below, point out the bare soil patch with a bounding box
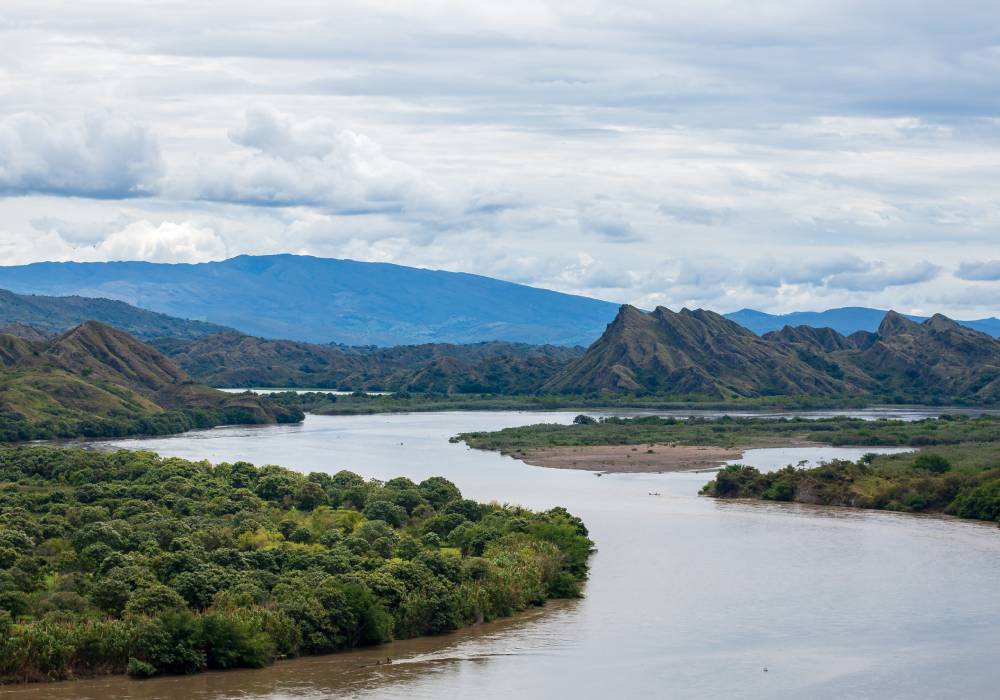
[506,443,745,473]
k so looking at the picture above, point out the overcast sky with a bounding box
[2,0,999,316]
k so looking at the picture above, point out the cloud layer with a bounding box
[0,1,998,318]
[0,112,162,198]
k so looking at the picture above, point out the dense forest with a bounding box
[0,447,592,682]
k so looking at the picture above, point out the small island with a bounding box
[456,414,1000,523]
[0,447,592,683]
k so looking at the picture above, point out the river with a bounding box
[9,410,1000,699]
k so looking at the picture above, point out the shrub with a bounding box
[913,453,952,474]
[200,610,275,669]
[127,657,157,678]
[125,584,186,616]
[131,610,206,676]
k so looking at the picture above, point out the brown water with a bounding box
[12,410,1000,699]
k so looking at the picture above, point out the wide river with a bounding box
[11,410,1000,699]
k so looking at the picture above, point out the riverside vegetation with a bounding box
[455,414,1000,452]
[458,414,1000,523]
[267,390,869,417]
[0,446,592,683]
[700,446,1000,523]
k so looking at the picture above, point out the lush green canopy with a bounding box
[0,447,592,682]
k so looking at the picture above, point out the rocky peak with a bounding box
[877,311,922,338]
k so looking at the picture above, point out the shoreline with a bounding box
[0,601,577,695]
[500,440,825,473]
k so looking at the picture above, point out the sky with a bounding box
[1,1,999,317]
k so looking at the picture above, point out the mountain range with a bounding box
[547,306,1000,403]
[1,297,997,408]
[0,321,300,440]
[726,307,1000,337]
[0,255,620,346]
[0,288,231,341]
[152,333,583,393]
[0,254,995,346]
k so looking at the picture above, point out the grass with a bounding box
[270,391,876,417]
[454,414,1000,453]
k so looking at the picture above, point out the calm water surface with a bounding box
[13,410,1000,700]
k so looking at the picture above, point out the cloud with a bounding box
[825,260,941,291]
[1,2,1000,319]
[658,203,734,226]
[956,259,1000,281]
[578,199,640,241]
[196,105,444,213]
[0,112,163,198]
[742,255,871,288]
[676,256,941,295]
[89,220,228,263]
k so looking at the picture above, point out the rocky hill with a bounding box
[0,322,302,440]
[544,306,859,398]
[846,312,1000,403]
[0,288,231,341]
[546,305,1000,403]
[727,306,1000,337]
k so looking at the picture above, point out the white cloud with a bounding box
[0,112,162,198]
[195,105,444,214]
[89,220,228,263]
[0,2,998,319]
[16,218,229,264]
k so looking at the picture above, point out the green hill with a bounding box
[0,321,302,440]
[546,305,1000,404]
[154,333,583,393]
[544,306,860,399]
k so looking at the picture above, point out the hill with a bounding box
[0,321,302,440]
[726,306,1000,337]
[544,306,860,398]
[154,333,583,393]
[0,255,622,346]
[0,288,231,340]
[838,312,1000,403]
[548,305,1000,403]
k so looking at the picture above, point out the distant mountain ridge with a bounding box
[0,288,232,340]
[0,255,621,346]
[549,305,1000,403]
[725,307,1000,338]
[0,255,994,346]
[154,333,584,393]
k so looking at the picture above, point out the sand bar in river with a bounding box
[506,443,746,473]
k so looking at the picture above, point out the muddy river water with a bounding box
[8,409,1000,699]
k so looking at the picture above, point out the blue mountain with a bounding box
[0,255,621,346]
[724,307,1000,338]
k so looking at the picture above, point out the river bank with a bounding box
[494,441,832,472]
[18,410,998,699]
